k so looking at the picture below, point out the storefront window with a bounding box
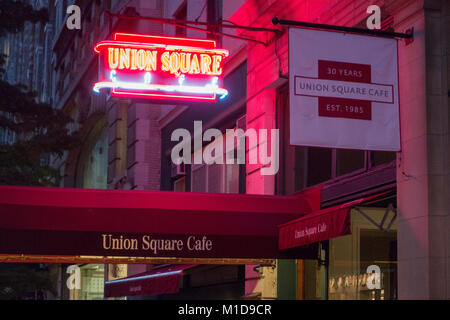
[306,147,332,187]
[69,264,105,300]
[192,164,207,192]
[173,176,186,192]
[328,207,397,300]
[371,151,396,167]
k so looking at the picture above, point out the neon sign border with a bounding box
[93,33,229,101]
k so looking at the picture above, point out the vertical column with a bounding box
[107,100,128,189]
[396,0,449,299]
[125,102,162,277]
[422,0,449,299]
[244,35,285,298]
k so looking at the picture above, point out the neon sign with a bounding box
[93,33,229,101]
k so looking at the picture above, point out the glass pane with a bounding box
[78,264,104,300]
[372,151,396,166]
[294,147,307,191]
[329,207,397,300]
[207,164,223,193]
[307,147,332,186]
[303,259,327,300]
[360,229,397,300]
[192,165,206,193]
[224,164,239,194]
[173,176,185,192]
[336,149,365,176]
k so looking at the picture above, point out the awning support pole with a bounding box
[384,209,397,232]
[379,203,393,229]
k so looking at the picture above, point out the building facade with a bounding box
[226,0,449,300]
[0,0,447,300]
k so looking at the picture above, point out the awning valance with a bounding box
[0,185,321,261]
[104,265,196,298]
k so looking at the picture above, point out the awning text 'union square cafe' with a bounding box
[0,185,386,265]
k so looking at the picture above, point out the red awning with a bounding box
[278,192,389,250]
[0,185,321,260]
[104,265,196,298]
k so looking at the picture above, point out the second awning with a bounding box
[104,265,196,298]
[278,193,388,250]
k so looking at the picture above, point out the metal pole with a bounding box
[107,12,279,33]
[272,16,414,39]
[105,12,270,46]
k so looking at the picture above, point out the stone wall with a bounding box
[231,0,449,299]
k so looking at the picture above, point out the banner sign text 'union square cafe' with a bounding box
[289,28,400,151]
[93,33,229,102]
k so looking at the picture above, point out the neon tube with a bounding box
[94,74,228,100]
[104,270,182,284]
[94,81,228,99]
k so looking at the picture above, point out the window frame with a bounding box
[277,84,396,192]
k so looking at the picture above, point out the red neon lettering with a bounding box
[109,48,158,71]
[161,52,170,72]
[200,54,212,74]
[212,55,222,75]
[169,52,181,76]
[108,48,119,69]
[131,49,138,70]
[119,48,130,69]
[180,53,191,73]
[144,51,157,71]
[189,54,200,74]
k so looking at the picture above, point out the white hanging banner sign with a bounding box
[289,28,400,151]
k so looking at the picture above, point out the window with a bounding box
[336,149,365,176]
[75,119,109,189]
[307,147,332,186]
[69,264,105,300]
[278,85,395,192]
[173,176,186,192]
[371,151,396,167]
[329,206,397,300]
